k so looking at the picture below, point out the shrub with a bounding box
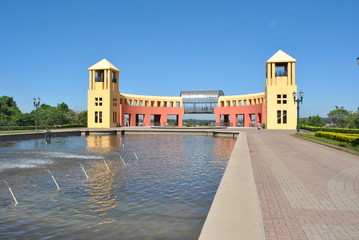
[315,131,359,146]
[301,125,359,134]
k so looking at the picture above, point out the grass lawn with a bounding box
[0,130,39,134]
[294,133,359,156]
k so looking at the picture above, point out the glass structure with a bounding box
[180,90,224,114]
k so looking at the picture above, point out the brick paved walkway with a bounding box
[246,129,359,240]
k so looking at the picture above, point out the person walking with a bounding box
[257,122,262,133]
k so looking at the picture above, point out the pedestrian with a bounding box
[257,122,262,133]
[45,128,51,143]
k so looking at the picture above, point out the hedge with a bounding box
[301,125,359,134]
[0,124,86,131]
[315,131,359,146]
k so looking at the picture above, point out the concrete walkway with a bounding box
[199,131,265,240]
[246,129,359,240]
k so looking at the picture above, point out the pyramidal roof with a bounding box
[88,59,120,71]
[267,50,296,63]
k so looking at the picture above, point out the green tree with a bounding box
[57,102,70,114]
[300,118,309,126]
[17,113,35,126]
[327,106,351,128]
[0,96,22,126]
[347,107,359,128]
[354,107,359,128]
[77,110,87,126]
[307,115,325,127]
[37,104,71,126]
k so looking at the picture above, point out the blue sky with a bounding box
[0,0,358,118]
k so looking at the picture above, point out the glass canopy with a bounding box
[180,90,224,114]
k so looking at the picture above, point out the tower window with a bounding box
[277,94,287,104]
[113,112,117,123]
[277,110,281,124]
[95,111,102,123]
[95,70,104,82]
[275,63,288,77]
[277,110,287,124]
[112,72,117,83]
[95,97,102,106]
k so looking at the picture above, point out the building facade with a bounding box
[87,50,298,129]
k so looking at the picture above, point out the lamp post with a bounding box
[293,91,303,134]
[33,97,41,131]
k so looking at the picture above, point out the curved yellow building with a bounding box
[87,50,298,129]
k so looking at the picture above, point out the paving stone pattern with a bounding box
[247,130,359,240]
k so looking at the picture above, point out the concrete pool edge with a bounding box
[0,127,239,140]
[198,132,265,240]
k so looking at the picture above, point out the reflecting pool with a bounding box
[0,135,235,239]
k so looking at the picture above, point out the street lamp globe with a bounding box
[292,91,297,100]
[33,97,40,107]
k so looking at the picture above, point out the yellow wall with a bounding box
[218,92,265,107]
[119,93,182,107]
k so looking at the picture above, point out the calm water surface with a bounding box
[0,135,235,239]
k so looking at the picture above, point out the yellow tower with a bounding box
[88,59,120,128]
[265,50,297,129]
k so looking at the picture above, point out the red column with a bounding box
[144,114,151,126]
[130,114,136,126]
[215,114,221,126]
[261,103,266,125]
[230,114,237,127]
[245,114,251,127]
[161,114,167,126]
[177,114,183,126]
[257,113,262,124]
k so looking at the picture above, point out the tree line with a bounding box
[301,106,359,128]
[0,96,87,127]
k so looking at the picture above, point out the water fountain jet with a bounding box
[120,156,126,165]
[77,162,89,179]
[104,160,110,171]
[45,169,60,190]
[0,180,19,205]
[116,152,126,165]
